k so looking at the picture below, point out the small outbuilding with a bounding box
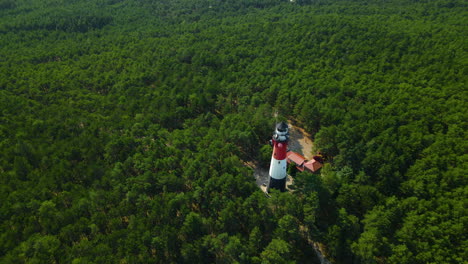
[286,151,323,173]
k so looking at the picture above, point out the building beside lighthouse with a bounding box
[286,151,324,173]
[267,121,289,192]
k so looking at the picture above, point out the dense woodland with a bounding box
[0,0,466,263]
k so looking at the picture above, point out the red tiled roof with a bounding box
[287,151,306,166]
[304,159,323,172]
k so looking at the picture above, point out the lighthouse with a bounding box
[267,121,289,192]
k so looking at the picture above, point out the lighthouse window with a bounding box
[278,161,280,164]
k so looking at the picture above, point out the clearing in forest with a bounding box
[287,121,314,159]
[253,122,314,188]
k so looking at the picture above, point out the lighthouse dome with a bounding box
[276,121,288,132]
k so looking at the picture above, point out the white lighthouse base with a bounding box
[268,156,287,192]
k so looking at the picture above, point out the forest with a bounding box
[0,0,466,263]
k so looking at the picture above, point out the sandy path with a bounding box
[287,121,314,159]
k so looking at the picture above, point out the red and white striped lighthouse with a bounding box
[267,121,289,192]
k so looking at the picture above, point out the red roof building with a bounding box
[304,159,323,172]
[287,151,305,164]
[286,151,323,173]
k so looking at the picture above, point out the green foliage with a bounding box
[0,0,465,263]
[260,239,294,264]
[259,144,273,167]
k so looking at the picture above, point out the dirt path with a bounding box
[287,121,314,159]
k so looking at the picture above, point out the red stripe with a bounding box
[272,140,287,160]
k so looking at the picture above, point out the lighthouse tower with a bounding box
[267,121,289,192]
